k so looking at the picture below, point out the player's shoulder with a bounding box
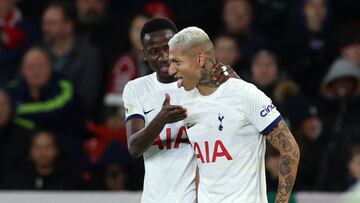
[124,73,155,91]
[225,78,259,95]
[224,78,269,108]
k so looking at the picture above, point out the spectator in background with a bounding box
[250,49,281,100]
[274,81,324,190]
[214,34,242,73]
[105,13,150,106]
[1,130,82,190]
[320,58,360,136]
[339,29,360,66]
[90,140,132,190]
[344,145,360,190]
[0,0,39,86]
[85,106,127,164]
[317,58,360,191]
[76,0,121,73]
[42,1,101,117]
[0,89,32,186]
[7,47,79,132]
[103,161,128,191]
[222,0,265,65]
[252,0,295,41]
[77,0,108,38]
[6,47,85,167]
[283,0,335,98]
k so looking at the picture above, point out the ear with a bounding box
[198,51,206,68]
[142,47,148,61]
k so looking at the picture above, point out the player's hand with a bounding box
[211,63,240,85]
[157,93,187,124]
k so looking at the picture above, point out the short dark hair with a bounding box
[339,28,360,48]
[251,49,278,65]
[140,17,178,45]
[46,1,77,23]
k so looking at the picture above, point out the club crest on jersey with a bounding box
[218,113,224,131]
[260,104,275,117]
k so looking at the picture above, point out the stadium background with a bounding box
[0,0,359,202]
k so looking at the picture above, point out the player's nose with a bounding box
[159,49,169,61]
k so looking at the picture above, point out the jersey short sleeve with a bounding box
[242,84,282,135]
[122,81,145,122]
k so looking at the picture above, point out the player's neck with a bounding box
[197,64,218,96]
[197,85,218,96]
[156,74,177,84]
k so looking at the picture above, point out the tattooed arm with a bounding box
[266,119,300,203]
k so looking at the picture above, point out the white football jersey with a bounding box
[182,78,281,203]
[123,73,197,203]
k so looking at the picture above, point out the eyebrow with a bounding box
[170,58,180,62]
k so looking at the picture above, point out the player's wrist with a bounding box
[152,114,167,129]
[275,198,289,203]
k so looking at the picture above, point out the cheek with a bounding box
[183,63,198,78]
[186,66,202,85]
[252,66,261,77]
[267,66,277,78]
[25,69,36,81]
[145,56,158,66]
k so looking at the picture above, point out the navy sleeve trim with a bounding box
[125,114,145,123]
[261,115,283,136]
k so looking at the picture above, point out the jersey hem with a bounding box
[260,115,282,135]
[126,114,145,123]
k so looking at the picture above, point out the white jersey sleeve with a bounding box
[122,81,145,122]
[242,84,282,135]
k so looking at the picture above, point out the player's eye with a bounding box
[149,49,157,55]
[171,59,180,66]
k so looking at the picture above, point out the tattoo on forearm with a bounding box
[276,174,295,203]
[285,175,295,193]
[279,155,295,176]
[266,120,299,203]
[275,182,287,203]
[278,132,292,152]
[292,149,300,158]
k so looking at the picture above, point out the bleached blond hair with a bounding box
[168,26,212,50]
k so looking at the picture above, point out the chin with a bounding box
[184,85,196,91]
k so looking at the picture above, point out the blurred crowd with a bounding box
[0,0,359,192]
